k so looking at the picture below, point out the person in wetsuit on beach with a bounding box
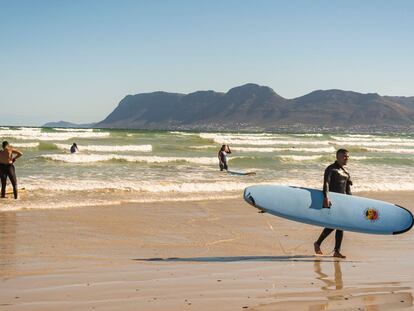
[314,148,352,259]
[218,145,231,171]
[0,141,23,199]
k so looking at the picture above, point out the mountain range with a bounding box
[46,84,414,131]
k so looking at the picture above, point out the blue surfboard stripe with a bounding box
[243,185,414,235]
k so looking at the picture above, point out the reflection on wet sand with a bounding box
[0,212,17,277]
[314,259,343,292]
[252,259,413,311]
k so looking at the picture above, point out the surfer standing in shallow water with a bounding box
[0,141,23,199]
[218,145,231,171]
[70,143,79,153]
[314,148,352,259]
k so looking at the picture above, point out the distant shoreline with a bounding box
[0,123,405,135]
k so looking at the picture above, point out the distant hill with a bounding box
[43,121,96,128]
[93,83,414,131]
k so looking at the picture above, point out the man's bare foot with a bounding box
[314,242,322,255]
[333,251,346,259]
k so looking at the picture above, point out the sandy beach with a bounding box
[1,191,414,311]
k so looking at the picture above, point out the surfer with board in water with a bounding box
[0,141,23,199]
[314,148,352,259]
[218,144,231,171]
[218,144,256,176]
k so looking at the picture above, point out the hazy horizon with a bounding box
[1,0,414,126]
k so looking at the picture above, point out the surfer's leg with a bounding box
[332,230,346,258]
[334,230,343,252]
[7,165,18,199]
[314,228,334,254]
[313,242,322,255]
[0,165,6,198]
[316,228,334,244]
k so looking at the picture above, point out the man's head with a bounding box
[2,141,9,149]
[336,148,349,166]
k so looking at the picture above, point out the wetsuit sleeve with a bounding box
[323,166,332,198]
[346,178,352,195]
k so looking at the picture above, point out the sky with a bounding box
[0,0,413,126]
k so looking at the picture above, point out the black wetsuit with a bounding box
[316,161,352,252]
[0,163,18,199]
[218,150,229,171]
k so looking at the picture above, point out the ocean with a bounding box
[1,126,414,211]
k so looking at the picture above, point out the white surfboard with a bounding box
[227,170,256,176]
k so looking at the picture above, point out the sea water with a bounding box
[1,126,414,211]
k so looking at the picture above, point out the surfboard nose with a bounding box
[243,187,256,207]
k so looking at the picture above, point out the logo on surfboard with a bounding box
[364,208,379,221]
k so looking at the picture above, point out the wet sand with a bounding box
[1,191,414,310]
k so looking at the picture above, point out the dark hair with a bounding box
[336,148,349,156]
[221,144,226,151]
[2,141,9,149]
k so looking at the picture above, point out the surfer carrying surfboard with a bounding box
[218,145,231,171]
[0,141,23,199]
[314,148,352,259]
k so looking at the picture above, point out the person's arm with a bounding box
[323,166,332,207]
[346,178,352,195]
[11,148,23,163]
[226,145,231,154]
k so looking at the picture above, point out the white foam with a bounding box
[212,138,330,146]
[365,147,414,154]
[17,127,40,131]
[279,155,324,161]
[199,132,277,139]
[39,154,218,165]
[331,136,414,143]
[11,142,40,148]
[20,176,414,194]
[55,143,152,152]
[343,134,375,138]
[351,156,372,160]
[22,178,254,192]
[354,182,414,192]
[199,132,337,146]
[0,127,110,141]
[53,128,94,132]
[136,181,253,193]
[169,131,197,136]
[199,132,289,143]
[333,141,414,147]
[232,146,335,153]
[190,145,216,149]
[292,133,324,137]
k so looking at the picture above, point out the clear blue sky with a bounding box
[1,0,413,126]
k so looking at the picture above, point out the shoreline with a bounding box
[1,191,413,310]
[1,189,413,213]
